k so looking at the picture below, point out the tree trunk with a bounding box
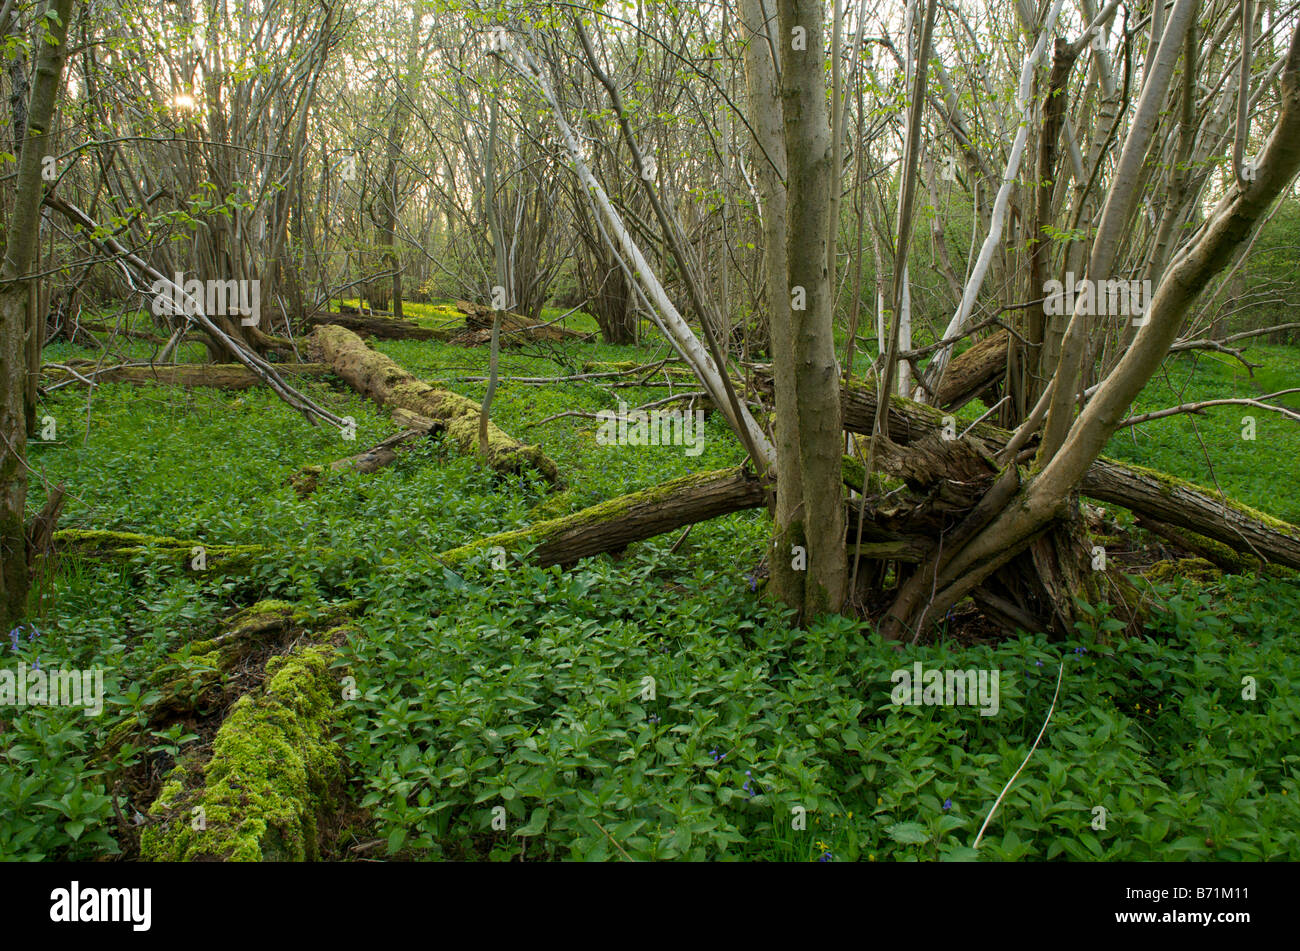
[0,0,72,630]
[777,0,846,616]
[742,0,804,609]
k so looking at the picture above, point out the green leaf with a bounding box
[887,822,929,845]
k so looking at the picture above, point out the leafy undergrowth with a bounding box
[3,316,1297,861]
[1103,346,1300,523]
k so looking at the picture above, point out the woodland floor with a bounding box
[5,303,1299,861]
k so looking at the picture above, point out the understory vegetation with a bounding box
[5,314,1297,861]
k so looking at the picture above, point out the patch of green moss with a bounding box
[52,528,266,572]
[1102,457,1300,537]
[528,489,575,521]
[141,644,344,862]
[1146,557,1223,586]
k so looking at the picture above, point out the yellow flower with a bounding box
[868,853,876,862]
[877,797,882,805]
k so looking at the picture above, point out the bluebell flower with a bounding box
[942,798,952,811]
[1035,660,1043,667]
[818,851,833,862]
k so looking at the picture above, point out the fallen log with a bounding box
[100,599,356,757]
[307,324,561,486]
[933,330,1008,410]
[289,414,446,497]
[438,466,765,568]
[835,379,1300,570]
[42,362,333,390]
[1134,516,1264,575]
[141,639,347,861]
[75,320,171,345]
[52,528,268,571]
[454,299,587,344]
[304,311,452,342]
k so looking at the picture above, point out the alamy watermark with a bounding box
[150,273,260,326]
[0,663,104,717]
[596,400,706,457]
[1043,272,1152,325]
[50,882,150,931]
[890,662,1000,716]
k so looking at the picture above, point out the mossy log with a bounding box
[101,600,359,756]
[304,310,452,342]
[836,378,1300,570]
[1135,516,1265,574]
[141,641,346,862]
[51,528,267,572]
[439,466,766,569]
[42,362,333,390]
[307,324,561,486]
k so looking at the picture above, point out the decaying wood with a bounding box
[42,362,334,390]
[833,377,1300,570]
[304,310,453,342]
[290,415,446,497]
[307,324,561,485]
[451,299,587,345]
[51,528,269,571]
[439,466,764,568]
[1135,515,1264,575]
[933,330,1008,410]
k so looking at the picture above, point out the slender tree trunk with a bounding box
[0,0,72,630]
[742,0,804,608]
[778,0,846,615]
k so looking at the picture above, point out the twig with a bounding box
[973,661,1064,850]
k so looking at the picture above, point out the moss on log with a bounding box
[52,528,267,572]
[308,324,560,485]
[439,466,765,569]
[140,641,346,862]
[100,600,358,757]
